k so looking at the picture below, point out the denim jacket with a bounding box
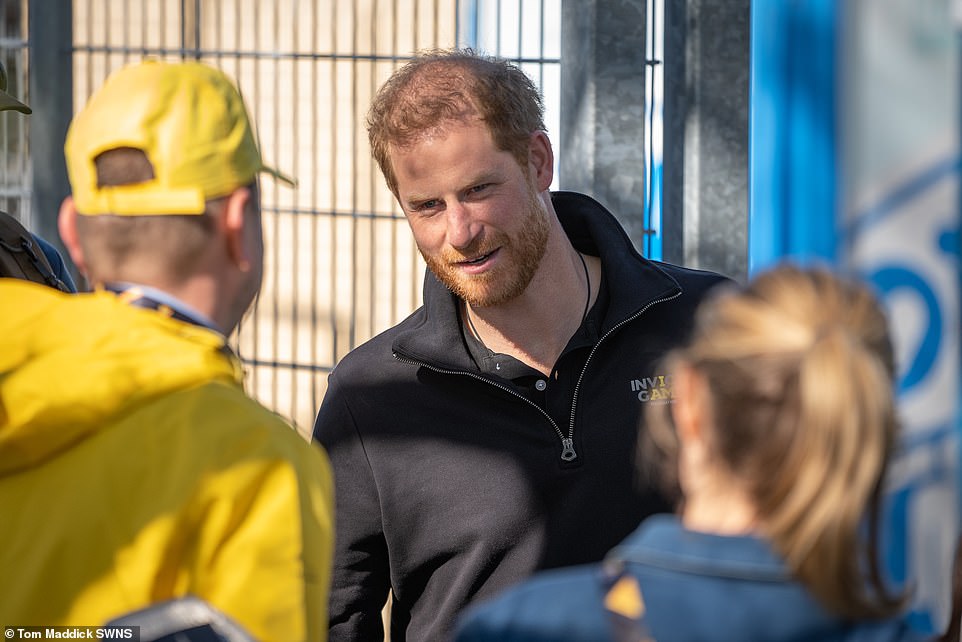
[454,515,923,642]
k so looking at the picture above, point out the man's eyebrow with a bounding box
[456,165,511,194]
[465,170,501,186]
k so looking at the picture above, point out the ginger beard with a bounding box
[421,188,550,308]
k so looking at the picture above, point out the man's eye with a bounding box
[468,184,489,195]
[416,200,440,211]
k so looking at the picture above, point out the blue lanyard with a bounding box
[100,283,222,333]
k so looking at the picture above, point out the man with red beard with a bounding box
[313,49,729,642]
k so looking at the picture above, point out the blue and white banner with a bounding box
[842,2,959,631]
[847,148,959,630]
[751,0,961,631]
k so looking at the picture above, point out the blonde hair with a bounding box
[642,264,903,619]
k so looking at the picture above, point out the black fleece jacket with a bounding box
[313,192,731,642]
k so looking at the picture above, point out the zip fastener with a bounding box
[393,289,681,462]
[392,353,569,448]
[563,290,682,461]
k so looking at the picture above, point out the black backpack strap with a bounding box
[0,210,71,292]
[106,596,258,642]
[601,556,656,642]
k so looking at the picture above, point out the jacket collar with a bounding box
[609,514,792,582]
[101,282,223,335]
[608,516,912,640]
[392,191,682,370]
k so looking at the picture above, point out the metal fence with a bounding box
[0,0,29,224]
[8,0,561,435]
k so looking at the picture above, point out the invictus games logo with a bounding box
[630,374,675,403]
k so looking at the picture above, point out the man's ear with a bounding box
[528,130,554,192]
[221,186,253,272]
[58,196,88,276]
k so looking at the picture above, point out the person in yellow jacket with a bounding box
[0,60,333,641]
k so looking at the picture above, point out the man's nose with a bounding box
[445,202,479,250]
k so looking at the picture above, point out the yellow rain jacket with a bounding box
[0,280,333,641]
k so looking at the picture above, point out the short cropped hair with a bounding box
[641,264,903,619]
[75,147,233,283]
[367,48,545,196]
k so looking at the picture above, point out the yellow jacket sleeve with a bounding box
[188,439,334,642]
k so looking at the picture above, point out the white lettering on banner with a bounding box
[848,149,960,631]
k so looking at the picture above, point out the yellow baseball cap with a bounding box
[65,60,293,216]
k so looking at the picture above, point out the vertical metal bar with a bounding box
[310,0,320,419]
[474,0,481,48]
[375,0,397,328]
[84,0,93,136]
[368,0,377,340]
[28,0,72,262]
[231,3,243,360]
[405,0,418,309]
[4,0,10,218]
[516,0,523,62]
[539,0,546,87]
[248,0,262,395]
[350,0,370,343]
[228,10,242,356]
[3,0,17,220]
[349,0,358,351]
[645,0,658,258]
[180,0,200,60]
[661,0,684,265]
[141,0,149,57]
[121,0,128,64]
[104,0,110,70]
[20,16,27,225]
[2,0,11,218]
[459,0,479,48]
[15,0,20,220]
[194,0,201,59]
[290,0,300,423]
[3,0,8,218]
[390,0,404,318]
[496,0,502,54]
[363,0,390,324]
[1,0,4,218]
[412,0,418,54]
[213,0,221,65]
[270,0,280,410]
[329,0,339,363]
[180,0,186,56]
[160,0,166,59]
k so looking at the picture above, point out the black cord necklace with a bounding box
[464,251,591,350]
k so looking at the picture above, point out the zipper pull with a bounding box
[561,437,577,462]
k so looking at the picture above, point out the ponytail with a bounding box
[643,265,905,619]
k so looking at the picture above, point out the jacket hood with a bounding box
[392,191,682,370]
[0,281,243,475]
